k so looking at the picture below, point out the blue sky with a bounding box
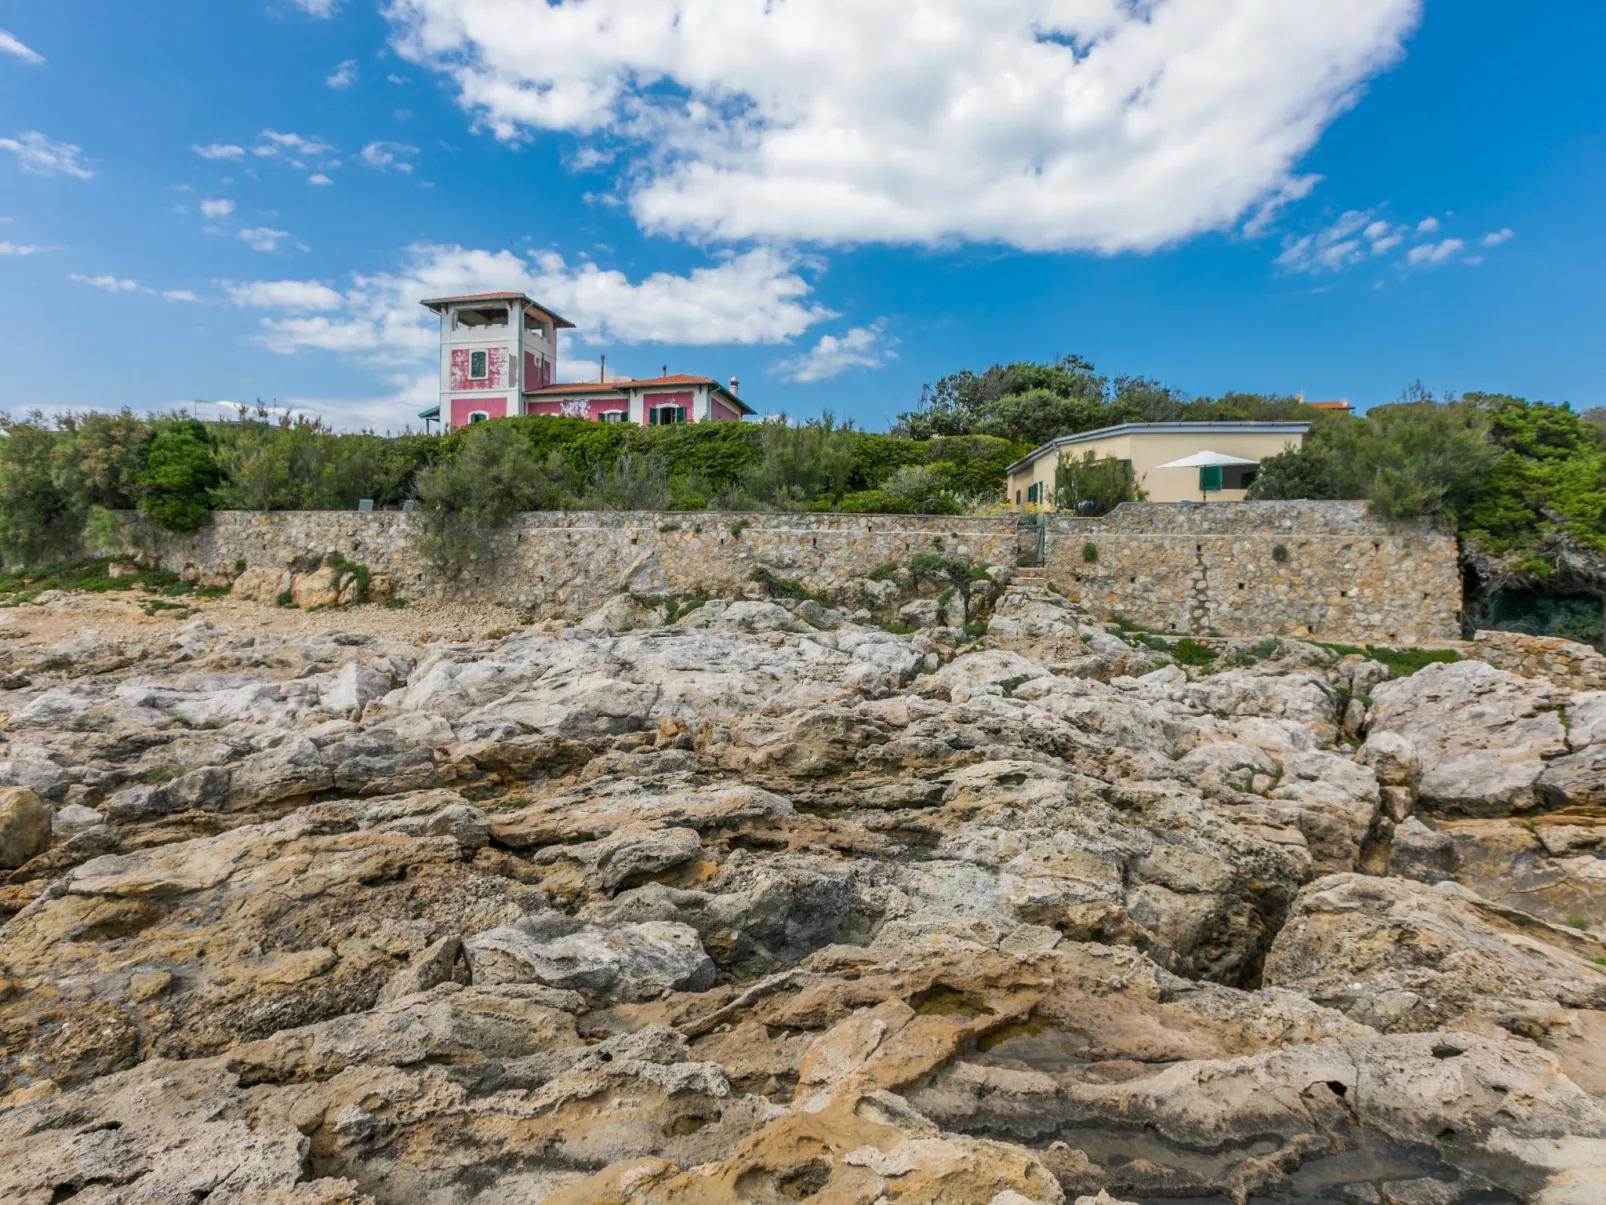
[1,0,1602,430]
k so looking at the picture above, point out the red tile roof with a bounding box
[419,293,576,328]
[523,375,754,414]
[421,291,531,304]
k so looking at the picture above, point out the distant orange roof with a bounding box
[1308,400,1354,411]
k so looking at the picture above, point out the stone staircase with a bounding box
[1013,567,1049,583]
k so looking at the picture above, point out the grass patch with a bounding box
[868,562,899,582]
[658,522,680,533]
[1320,642,1462,678]
[1566,915,1593,931]
[141,599,190,617]
[140,765,180,785]
[728,518,749,539]
[275,590,295,608]
[963,619,989,640]
[877,619,916,635]
[381,597,409,610]
[936,586,956,610]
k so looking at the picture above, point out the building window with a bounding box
[1016,489,1022,505]
[469,350,488,380]
[599,410,627,423]
[649,405,687,425]
[467,410,490,424]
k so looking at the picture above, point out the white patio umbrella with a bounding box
[1155,450,1261,469]
[1156,450,1262,501]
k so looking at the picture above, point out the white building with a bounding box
[417,291,752,431]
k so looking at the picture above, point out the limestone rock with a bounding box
[0,786,50,868]
[1387,815,1456,883]
[1263,872,1606,1085]
[1368,660,1568,815]
[466,915,716,1003]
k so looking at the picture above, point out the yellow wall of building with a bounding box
[1007,429,1306,507]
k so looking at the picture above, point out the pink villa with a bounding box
[417,291,754,431]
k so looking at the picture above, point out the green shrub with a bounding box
[1272,543,1289,562]
[1172,638,1219,667]
[382,597,409,610]
[138,422,221,532]
[1081,541,1098,563]
[728,518,749,539]
[324,555,371,604]
[868,562,899,581]
[747,566,822,602]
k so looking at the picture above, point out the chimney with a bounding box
[661,364,668,379]
[729,377,740,396]
[599,353,607,383]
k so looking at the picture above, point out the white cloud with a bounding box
[290,0,339,16]
[327,59,358,88]
[239,227,293,252]
[308,173,334,186]
[192,142,247,160]
[775,322,897,382]
[0,28,44,64]
[1482,227,1515,247]
[250,130,339,173]
[70,273,140,292]
[0,131,93,179]
[69,273,200,301]
[386,0,1422,252]
[387,73,410,85]
[1276,208,1408,273]
[235,242,833,365]
[200,197,236,219]
[228,279,345,310]
[1416,217,1439,233]
[1406,237,1464,266]
[360,141,419,172]
[0,240,44,255]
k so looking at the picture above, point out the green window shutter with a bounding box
[677,406,687,423]
[469,350,487,378]
[648,407,659,425]
[1200,465,1222,492]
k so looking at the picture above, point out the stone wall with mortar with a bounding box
[1043,501,1462,643]
[1467,629,1606,690]
[149,511,1030,617]
[147,501,1463,639]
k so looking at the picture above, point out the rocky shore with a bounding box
[1,571,1602,1204]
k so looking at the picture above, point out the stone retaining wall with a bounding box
[149,511,1029,616]
[1467,629,1606,691]
[1043,501,1462,643]
[147,502,1464,640]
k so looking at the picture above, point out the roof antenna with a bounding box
[599,353,606,383]
[662,364,667,378]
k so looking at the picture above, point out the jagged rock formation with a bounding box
[1,581,1603,1204]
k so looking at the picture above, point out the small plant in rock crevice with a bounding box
[1272,543,1289,563]
[1081,541,1099,563]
